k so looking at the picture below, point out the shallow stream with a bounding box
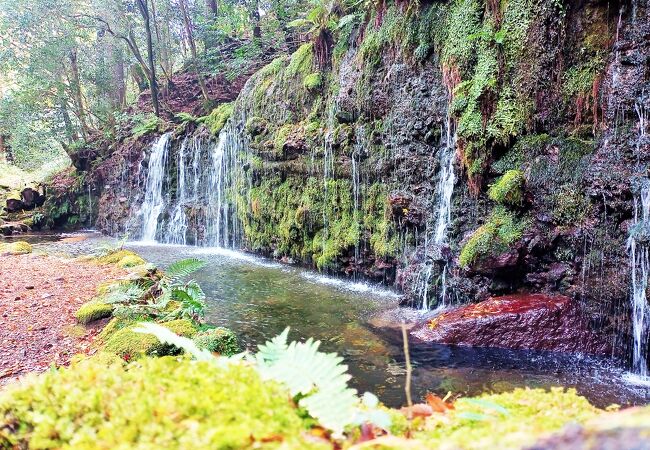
[17,232,650,408]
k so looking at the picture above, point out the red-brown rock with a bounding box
[411,294,610,355]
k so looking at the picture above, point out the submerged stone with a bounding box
[411,294,610,355]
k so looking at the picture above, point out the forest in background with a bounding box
[0,0,310,172]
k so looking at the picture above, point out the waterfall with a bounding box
[351,124,365,270]
[205,120,247,248]
[140,133,172,242]
[418,115,457,311]
[628,180,650,377]
[431,116,457,308]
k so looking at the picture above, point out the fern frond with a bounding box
[255,332,358,435]
[102,282,147,305]
[164,258,206,282]
[133,322,215,362]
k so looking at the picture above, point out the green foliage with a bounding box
[175,112,199,124]
[132,114,161,138]
[563,54,606,99]
[551,186,592,226]
[459,207,527,267]
[103,319,198,360]
[273,124,294,154]
[97,249,142,265]
[254,327,360,435]
[0,357,321,449]
[164,258,207,282]
[488,170,525,206]
[75,300,113,324]
[415,388,599,449]
[193,327,240,356]
[203,102,234,135]
[441,0,482,73]
[116,254,146,268]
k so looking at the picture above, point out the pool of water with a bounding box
[124,242,650,408]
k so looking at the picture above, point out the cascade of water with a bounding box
[321,103,337,262]
[87,184,92,227]
[351,124,365,271]
[628,180,650,377]
[166,136,190,244]
[140,133,172,242]
[418,115,457,311]
[205,117,249,248]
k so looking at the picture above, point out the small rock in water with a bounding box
[25,285,34,290]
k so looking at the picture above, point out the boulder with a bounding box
[411,294,610,355]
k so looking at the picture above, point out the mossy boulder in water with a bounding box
[97,249,145,268]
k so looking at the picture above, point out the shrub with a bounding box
[488,170,525,206]
[75,300,113,324]
[0,358,321,449]
[0,241,32,255]
[103,319,198,360]
[193,327,240,356]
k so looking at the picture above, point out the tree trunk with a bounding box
[206,0,218,17]
[136,0,161,117]
[251,0,261,39]
[179,0,210,104]
[113,46,126,109]
[68,49,91,139]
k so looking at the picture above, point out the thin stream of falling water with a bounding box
[628,181,650,377]
[140,133,172,242]
[167,136,189,244]
[351,124,365,274]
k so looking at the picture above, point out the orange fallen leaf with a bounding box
[400,403,433,418]
[425,392,454,412]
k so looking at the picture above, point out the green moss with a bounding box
[96,249,141,265]
[203,102,234,135]
[552,186,592,226]
[488,170,525,206]
[0,358,322,449]
[286,43,313,78]
[303,72,322,90]
[193,327,240,356]
[563,54,606,100]
[459,207,527,267]
[103,319,198,360]
[75,300,113,324]
[0,241,32,255]
[117,254,146,268]
[273,124,294,155]
[441,0,482,74]
[415,388,600,449]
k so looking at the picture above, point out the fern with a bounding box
[102,282,148,305]
[164,258,207,282]
[254,331,358,435]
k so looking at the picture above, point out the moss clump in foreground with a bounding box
[0,357,323,449]
[103,319,198,360]
[74,300,113,324]
[0,241,32,255]
[193,327,240,356]
[415,388,600,449]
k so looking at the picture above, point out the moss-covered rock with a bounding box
[415,388,600,450]
[103,319,199,360]
[0,357,323,449]
[96,249,145,268]
[116,254,146,268]
[0,241,32,255]
[203,102,234,135]
[75,300,113,324]
[488,170,525,206]
[193,327,240,356]
[459,207,527,268]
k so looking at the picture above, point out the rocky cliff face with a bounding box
[89,0,649,360]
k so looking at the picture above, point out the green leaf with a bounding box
[164,258,206,282]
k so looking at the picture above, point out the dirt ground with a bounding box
[0,253,123,384]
